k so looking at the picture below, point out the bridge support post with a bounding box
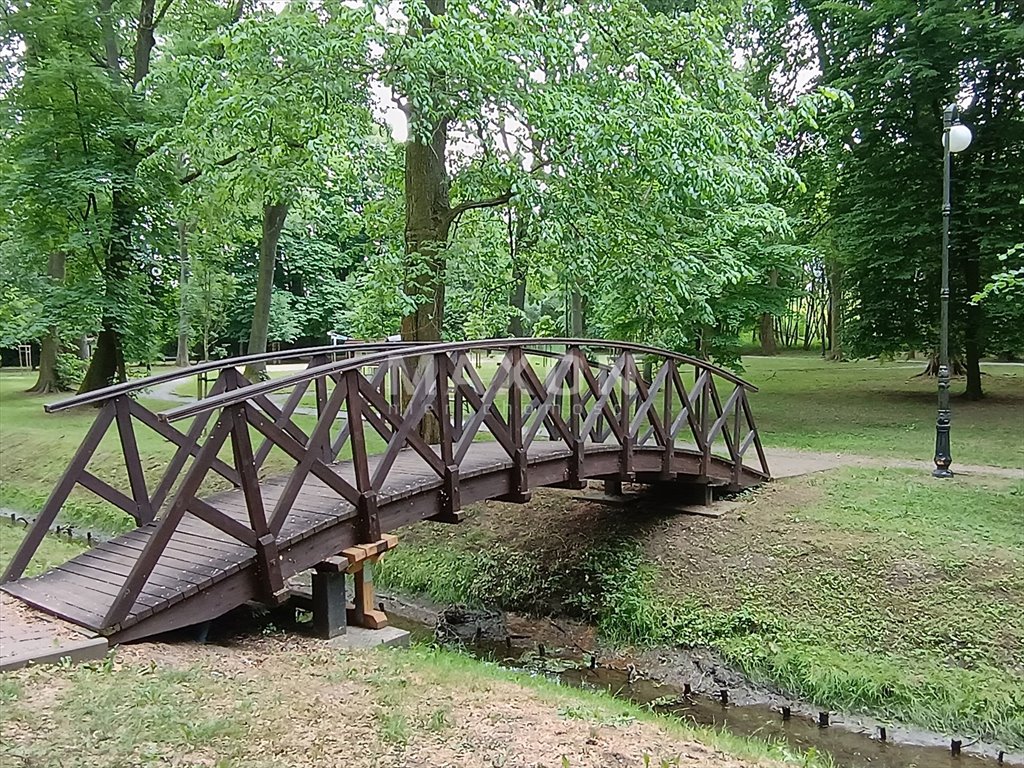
[603,478,623,497]
[312,566,348,639]
[430,466,464,523]
[348,560,388,630]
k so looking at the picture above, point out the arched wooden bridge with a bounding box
[2,339,769,642]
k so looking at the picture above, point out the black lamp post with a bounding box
[933,104,972,479]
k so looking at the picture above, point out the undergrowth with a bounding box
[377,535,1024,747]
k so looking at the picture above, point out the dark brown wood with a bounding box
[345,370,381,542]
[243,403,361,506]
[268,375,349,534]
[521,354,573,448]
[368,368,445,486]
[253,375,312,468]
[619,352,635,477]
[101,415,233,628]
[128,395,239,503]
[453,354,513,462]
[5,338,771,640]
[114,396,154,524]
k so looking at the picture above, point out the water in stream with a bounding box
[385,610,1022,768]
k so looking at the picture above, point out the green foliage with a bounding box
[377,457,1024,745]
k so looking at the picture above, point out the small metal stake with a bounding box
[781,706,791,721]
[719,689,728,705]
[818,711,830,727]
[879,726,887,742]
[951,739,961,757]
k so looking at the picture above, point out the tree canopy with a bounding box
[1,0,1020,392]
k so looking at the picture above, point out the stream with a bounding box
[378,598,1023,768]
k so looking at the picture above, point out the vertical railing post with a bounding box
[568,346,585,488]
[344,369,380,542]
[310,354,331,464]
[661,361,674,478]
[228,404,284,601]
[434,352,461,522]
[506,346,530,502]
[620,351,634,478]
[731,384,743,486]
[699,370,711,479]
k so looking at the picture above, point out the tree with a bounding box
[162,0,375,379]
[1,0,222,393]
[765,0,1024,396]
[366,0,816,364]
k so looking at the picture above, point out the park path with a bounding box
[145,369,319,416]
[768,447,1023,480]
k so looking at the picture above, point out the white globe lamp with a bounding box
[946,123,973,153]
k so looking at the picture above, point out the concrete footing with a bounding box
[326,626,410,649]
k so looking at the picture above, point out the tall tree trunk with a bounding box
[175,220,190,367]
[827,262,843,360]
[964,250,984,400]
[760,313,777,355]
[570,290,584,337]
[507,210,528,337]
[401,113,451,344]
[509,260,527,337]
[243,202,288,381]
[759,268,779,354]
[79,189,132,393]
[29,252,67,394]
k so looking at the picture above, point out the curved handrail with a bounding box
[44,341,419,413]
[158,338,757,423]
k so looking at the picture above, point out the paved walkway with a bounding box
[767,447,1023,480]
[0,594,107,671]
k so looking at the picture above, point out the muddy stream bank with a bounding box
[378,593,1023,768]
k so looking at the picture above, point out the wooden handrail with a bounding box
[158,338,758,423]
[43,341,417,413]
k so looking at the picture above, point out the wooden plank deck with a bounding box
[0,594,108,671]
[2,440,757,641]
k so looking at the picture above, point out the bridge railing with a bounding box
[0,341,409,584]
[4,339,769,630]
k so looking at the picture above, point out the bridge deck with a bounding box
[2,339,770,644]
[4,442,586,636]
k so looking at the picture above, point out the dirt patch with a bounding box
[5,636,786,768]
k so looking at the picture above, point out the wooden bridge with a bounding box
[2,339,770,643]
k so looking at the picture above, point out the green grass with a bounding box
[741,355,1024,468]
[1,657,253,766]
[0,642,831,767]
[377,468,1024,747]
[0,520,86,577]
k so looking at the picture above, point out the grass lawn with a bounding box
[741,355,1024,469]
[377,468,1024,746]
[0,520,85,577]
[0,634,830,767]
[0,354,1021,753]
